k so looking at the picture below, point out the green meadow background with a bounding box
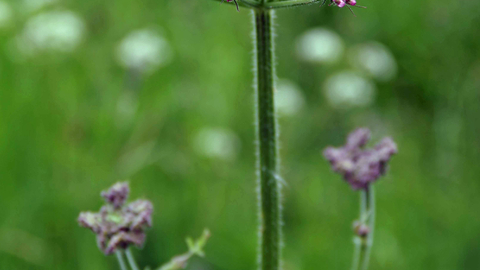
[1,0,480,269]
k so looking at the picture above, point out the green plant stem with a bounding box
[254,8,281,270]
[210,0,324,9]
[115,250,129,270]
[350,190,366,270]
[266,0,323,9]
[362,186,375,270]
[210,0,260,9]
[352,186,375,270]
[125,248,140,270]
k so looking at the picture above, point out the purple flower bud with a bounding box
[323,128,397,190]
[353,221,369,237]
[78,182,153,255]
[101,182,130,209]
[346,0,357,5]
[334,0,346,8]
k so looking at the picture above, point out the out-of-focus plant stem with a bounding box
[126,248,140,270]
[254,5,282,270]
[352,186,375,270]
[116,250,129,270]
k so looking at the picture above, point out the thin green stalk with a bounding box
[351,186,375,270]
[125,248,140,270]
[115,250,129,270]
[361,186,375,270]
[254,8,282,270]
[351,190,366,270]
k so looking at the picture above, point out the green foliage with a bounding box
[186,229,210,257]
[0,0,480,270]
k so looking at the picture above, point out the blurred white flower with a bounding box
[0,1,12,28]
[22,0,57,14]
[116,29,172,74]
[16,10,85,55]
[349,42,397,82]
[276,79,306,116]
[324,71,376,108]
[296,28,344,64]
[194,128,241,160]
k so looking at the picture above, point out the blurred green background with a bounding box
[1,0,480,269]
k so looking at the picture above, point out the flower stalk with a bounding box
[352,186,375,270]
[254,7,282,270]
[116,250,129,270]
[324,128,395,270]
[126,248,140,270]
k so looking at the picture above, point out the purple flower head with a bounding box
[78,182,153,255]
[101,182,130,209]
[346,0,357,6]
[329,0,360,10]
[333,0,346,8]
[323,128,397,190]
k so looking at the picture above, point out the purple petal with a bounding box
[346,128,371,149]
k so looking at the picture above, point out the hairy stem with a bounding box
[266,0,323,9]
[210,0,260,9]
[115,250,129,270]
[211,0,324,9]
[125,248,140,270]
[254,8,281,270]
[352,186,375,270]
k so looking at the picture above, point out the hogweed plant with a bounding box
[78,182,210,270]
[210,1,367,270]
[324,128,397,270]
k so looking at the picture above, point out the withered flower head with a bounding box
[78,182,153,255]
[323,128,397,190]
